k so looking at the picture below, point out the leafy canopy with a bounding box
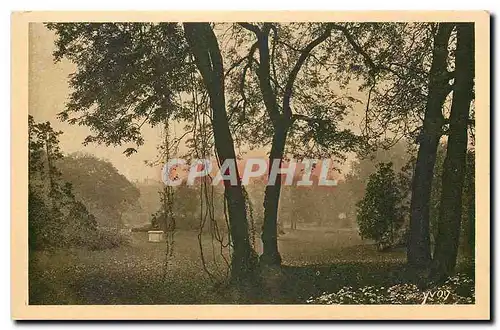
[47,23,195,149]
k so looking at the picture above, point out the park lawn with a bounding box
[29,228,474,304]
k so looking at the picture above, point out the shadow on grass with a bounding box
[28,241,475,305]
[277,260,474,304]
[30,260,474,305]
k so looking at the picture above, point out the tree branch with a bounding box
[238,22,261,35]
[283,25,333,121]
[292,114,330,127]
[242,22,282,128]
[269,23,283,94]
[330,23,409,81]
[224,42,258,78]
[331,24,377,73]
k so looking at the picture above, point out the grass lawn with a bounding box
[29,227,474,304]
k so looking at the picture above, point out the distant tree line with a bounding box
[29,116,139,251]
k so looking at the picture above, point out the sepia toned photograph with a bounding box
[11,11,490,320]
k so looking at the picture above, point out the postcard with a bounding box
[11,10,490,320]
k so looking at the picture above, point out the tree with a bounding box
[133,179,164,226]
[346,141,415,200]
[432,23,475,281]
[29,115,67,250]
[182,23,259,283]
[57,153,141,229]
[28,116,97,250]
[462,149,476,257]
[171,184,202,229]
[232,23,360,266]
[47,22,258,284]
[28,187,59,250]
[332,23,475,273]
[236,22,450,270]
[310,23,456,270]
[429,146,475,253]
[407,23,455,269]
[356,162,404,250]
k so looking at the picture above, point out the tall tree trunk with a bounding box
[183,23,258,284]
[45,142,54,208]
[261,123,288,265]
[239,23,332,267]
[247,25,286,267]
[407,23,454,269]
[463,151,476,257]
[431,23,475,281]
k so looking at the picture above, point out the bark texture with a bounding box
[407,23,454,269]
[432,23,475,281]
[183,23,258,283]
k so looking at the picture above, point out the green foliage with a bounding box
[356,162,405,249]
[151,186,175,232]
[28,189,59,251]
[28,116,98,250]
[85,229,131,251]
[344,141,415,220]
[326,23,434,146]
[138,181,228,232]
[57,153,141,228]
[307,273,474,304]
[46,23,195,148]
[223,23,362,159]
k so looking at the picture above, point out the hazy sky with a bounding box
[28,23,364,182]
[29,23,168,182]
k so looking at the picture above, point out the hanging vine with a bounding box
[147,57,259,286]
[147,117,178,281]
[186,67,258,284]
[242,186,257,250]
[160,119,176,280]
[189,67,232,283]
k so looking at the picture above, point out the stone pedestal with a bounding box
[148,230,164,242]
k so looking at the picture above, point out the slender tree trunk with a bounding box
[464,153,476,257]
[261,124,288,266]
[465,189,476,257]
[407,23,454,269]
[183,23,258,284]
[246,26,286,267]
[431,23,475,281]
[240,23,332,267]
[45,138,55,209]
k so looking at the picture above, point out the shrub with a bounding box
[356,162,405,250]
[86,229,131,251]
[131,224,153,232]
